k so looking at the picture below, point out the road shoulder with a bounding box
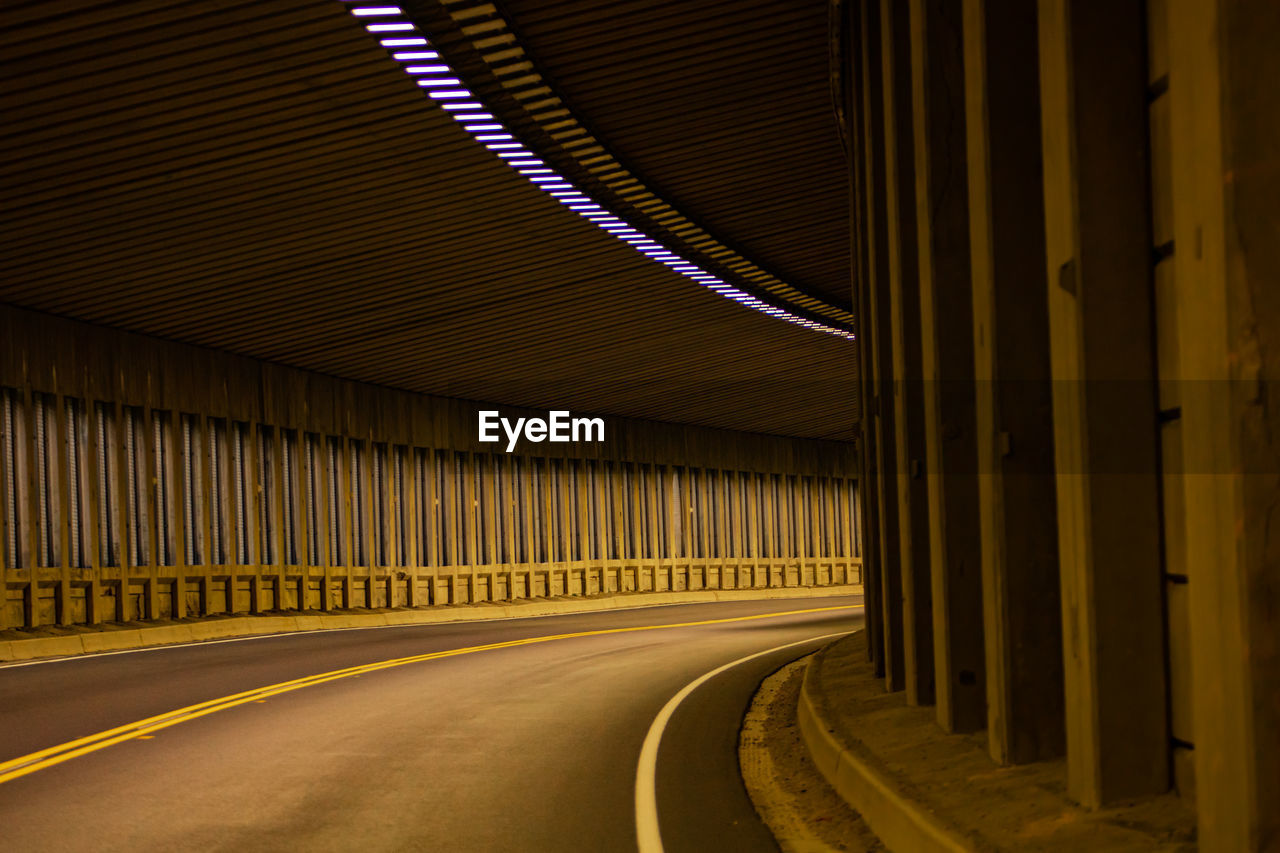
[740,654,882,852]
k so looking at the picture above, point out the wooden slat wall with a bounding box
[0,304,860,630]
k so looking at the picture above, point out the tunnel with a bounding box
[0,1,1277,851]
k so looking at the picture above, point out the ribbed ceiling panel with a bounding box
[0,0,858,440]
[496,0,853,310]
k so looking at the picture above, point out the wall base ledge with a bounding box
[796,633,1196,852]
[0,584,862,662]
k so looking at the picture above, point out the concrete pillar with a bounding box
[881,0,936,706]
[1036,0,1169,806]
[908,0,986,734]
[962,0,1065,765]
[1168,0,1280,847]
[861,0,906,692]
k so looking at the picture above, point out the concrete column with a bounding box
[1036,0,1169,806]
[962,0,1064,765]
[881,0,935,706]
[1168,1,1280,847]
[861,0,906,691]
[908,0,986,734]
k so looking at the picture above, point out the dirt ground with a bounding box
[739,655,884,852]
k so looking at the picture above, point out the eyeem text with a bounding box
[478,410,605,452]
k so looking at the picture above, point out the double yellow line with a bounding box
[0,604,856,785]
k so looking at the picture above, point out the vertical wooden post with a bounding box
[1167,0,1280,843]
[962,0,1064,765]
[463,451,478,602]
[646,464,661,590]
[1037,0,1168,805]
[502,455,516,599]
[483,454,499,598]
[53,392,72,625]
[862,0,907,691]
[442,451,458,603]
[881,0,936,705]
[908,0,987,734]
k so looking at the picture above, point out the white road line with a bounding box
[634,630,850,853]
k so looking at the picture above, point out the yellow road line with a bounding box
[0,604,857,785]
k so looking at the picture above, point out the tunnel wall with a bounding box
[842,0,1279,847]
[0,304,861,631]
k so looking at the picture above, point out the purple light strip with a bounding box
[341,2,852,340]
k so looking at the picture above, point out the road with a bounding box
[0,596,862,852]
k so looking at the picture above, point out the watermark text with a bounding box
[479,410,605,452]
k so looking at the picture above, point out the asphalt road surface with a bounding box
[0,596,863,852]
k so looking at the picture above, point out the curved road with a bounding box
[0,596,862,852]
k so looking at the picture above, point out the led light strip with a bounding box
[438,0,855,329]
[342,3,855,340]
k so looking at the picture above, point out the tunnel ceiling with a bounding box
[0,0,858,441]
[492,0,854,312]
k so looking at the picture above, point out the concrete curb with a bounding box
[796,639,972,853]
[0,585,863,662]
